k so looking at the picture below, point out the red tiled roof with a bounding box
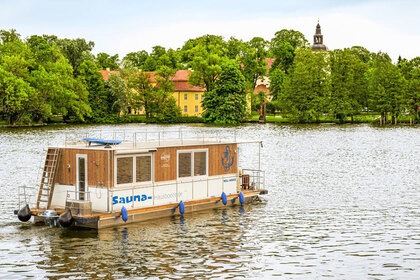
[265,58,275,70]
[174,81,205,92]
[172,69,190,81]
[253,84,270,94]
[99,69,119,80]
[99,69,205,92]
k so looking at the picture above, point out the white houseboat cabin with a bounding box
[16,130,267,229]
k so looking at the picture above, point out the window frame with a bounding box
[177,149,208,181]
[115,153,154,187]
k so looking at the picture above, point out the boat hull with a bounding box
[32,190,264,229]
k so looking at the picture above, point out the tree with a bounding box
[96,52,119,70]
[282,48,330,123]
[269,29,308,73]
[202,61,247,124]
[77,60,109,120]
[122,50,149,69]
[329,49,365,122]
[57,38,94,77]
[0,67,32,124]
[398,56,420,122]
[181,35,228,92]
[240,37,269,90]
[367,52,406,124]
[105,73,128,117]
[153,66,181,122]
[126,70,154,118]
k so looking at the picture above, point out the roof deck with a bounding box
[62,129,251,151]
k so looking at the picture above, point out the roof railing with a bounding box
[64,128,242,148]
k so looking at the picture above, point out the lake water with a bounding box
[0,123,419,279]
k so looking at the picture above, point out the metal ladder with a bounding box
[36,148,61,209]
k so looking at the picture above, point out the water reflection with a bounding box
[0,124,419,279]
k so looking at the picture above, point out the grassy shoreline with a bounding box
[1,113,418,128]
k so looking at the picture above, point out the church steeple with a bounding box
[312,20,327,51]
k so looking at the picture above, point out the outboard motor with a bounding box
[58,209,74,228]
[41,210,59,227]
[17,204,31,222]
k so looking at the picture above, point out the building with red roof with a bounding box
[99,69,205,116]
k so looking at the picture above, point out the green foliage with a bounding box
[56,38,95,77]
[181,35,228,92]
[1,27,418,126]
[202,61,246,124]
[281,48,330,123]
[329,48,366,122]
[105,73,128,116]
[77,60,109,120]
[239,37,269,90]
[96,53,119,70]
[398,57,420,121]
[0,29,92,125]
[122,50,149,69]
[269,67,288,101]
[367,52,406,123]
[126,66,181,122]
[270,29,308,73]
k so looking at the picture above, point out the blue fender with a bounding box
[239,192,245,205]
[179,200,185,215]
[221,192,227,205]
[121,206,128,222]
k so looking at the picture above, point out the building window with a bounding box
[195,94,199,100]
[195,105,199,112]
[178,150,208,178]
[116,154,153,185]
[184,93,188,100]
[184,105,188,113]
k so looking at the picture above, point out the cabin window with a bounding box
[178,149,208,178]
[136,155,151,182]
[116,154,153,185]
[178,153,191,177]
[194,151,206,176]
[117,157,133,184]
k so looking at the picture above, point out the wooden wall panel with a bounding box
[153,143,238,182]
[154,147,177,182]
[208,143,237,176]
[55,143,238,187]
[56,148,113,188]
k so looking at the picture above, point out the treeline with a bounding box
[0,28,419,125]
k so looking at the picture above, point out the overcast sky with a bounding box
[1,0,419,61]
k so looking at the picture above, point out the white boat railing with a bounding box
[65,190,92,216]
[64,128,241,148]
[17,185,36,209]
[241,169,265,191]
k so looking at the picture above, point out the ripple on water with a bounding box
[1,124,419,279]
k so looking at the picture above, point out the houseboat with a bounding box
[16,129,267,229]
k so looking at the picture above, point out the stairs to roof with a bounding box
[36,148,61,209]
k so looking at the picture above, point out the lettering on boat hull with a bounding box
[112,194,152,205]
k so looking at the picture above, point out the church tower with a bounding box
[312,21,328,51]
